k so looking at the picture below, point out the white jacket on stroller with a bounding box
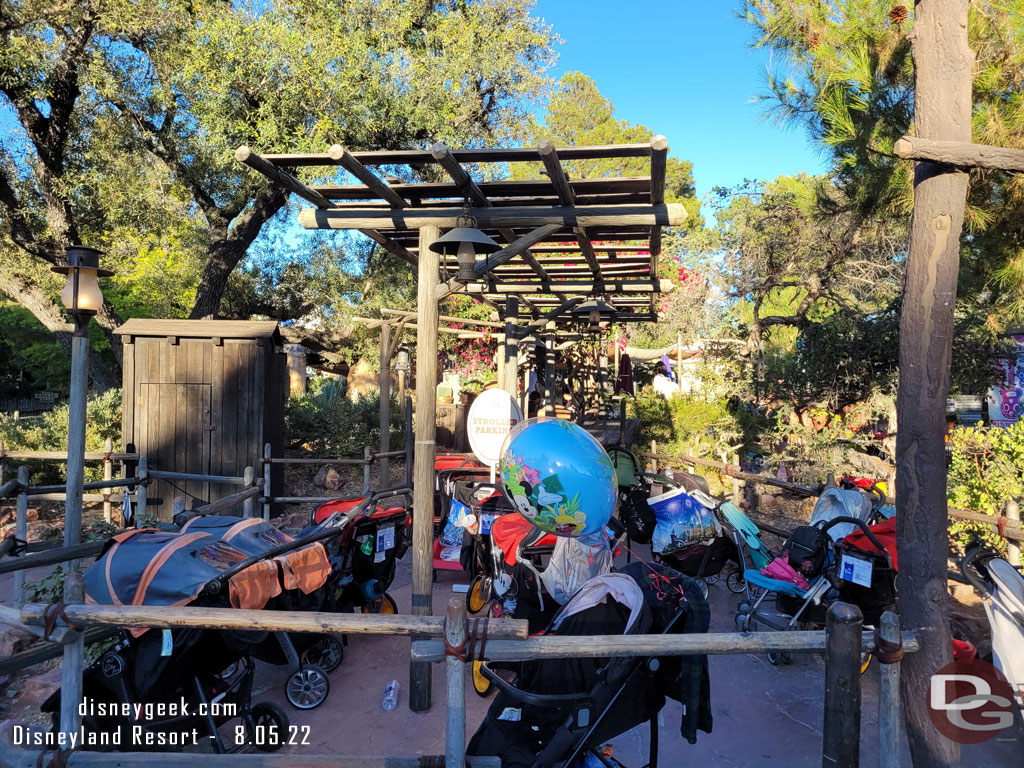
[982,557,1024,711]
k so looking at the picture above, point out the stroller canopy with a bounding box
[810,488,873,541]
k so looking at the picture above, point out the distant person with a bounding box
[652,362,676,401]
[528,390,543,417]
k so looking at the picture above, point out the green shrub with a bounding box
[948,422,1024,551]
[0,389,122,484]
[627,390,744,458]
[285,380,405,458]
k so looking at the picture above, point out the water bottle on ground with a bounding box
[381,679,400,711]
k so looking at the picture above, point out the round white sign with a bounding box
[467,389,524,467]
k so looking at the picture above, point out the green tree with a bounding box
[0,0,559,386]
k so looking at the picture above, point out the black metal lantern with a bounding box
[51,245,112,336]
[429,204,501,280]
[572,297,617,333]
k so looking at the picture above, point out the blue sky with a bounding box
[536,1,829,201]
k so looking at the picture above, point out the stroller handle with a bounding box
[819,515,892,566]
[205,486,412,594]
[958,546,997,598]
[478,662,596,709]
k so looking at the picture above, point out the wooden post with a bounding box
[379,320,392,488]
[102,437,113,524]
[501,298,519,396]
[895,3,973,765]
[405,397,414,491]
[263,443,272,521]
[650,440,657,473]
[136,456,147,527]
[363,445,372,494]
[59,571,85,736]
[13,466,28,608]
[1006,499,1021,567]
[398,369,407,421]
[411,223,441,712]
[544,336,555,419]
[822,602,863,768]
[878,611,902,768]
[445,598,468,768]
[676,331,683,393]
[242,466,256,518]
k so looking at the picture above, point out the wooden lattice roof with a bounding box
[235,138,684,325]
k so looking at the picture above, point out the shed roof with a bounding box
[115,319,282,341]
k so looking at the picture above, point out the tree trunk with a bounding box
[0,266,119,393]
[896,2,973,766]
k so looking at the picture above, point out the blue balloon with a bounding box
[498,418,616,537]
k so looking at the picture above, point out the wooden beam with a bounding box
[235,145,335,208]
[893,135,1024,173]
[649,134,668,264]
[359,228,418,266]
[261,143,653,167]
[478,279,673,294]
[328,145,407,208]
[298,204,685,231]
[381,308,505,328]
[311,176,652,201]
[514,297,585,338]
[538,140,602,278]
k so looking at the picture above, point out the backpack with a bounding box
[784,523,830,578]
[619,486,656,544]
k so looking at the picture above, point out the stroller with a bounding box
[42,528,292,751]
[433,454,490,578]
[468,563,712,768]
[735,487,890,666]
[959,546,1024,714]
[309,495,412,615]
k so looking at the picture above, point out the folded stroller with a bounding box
[468,564,712,768]
[42,528,294,751]
[959,547,1024,713]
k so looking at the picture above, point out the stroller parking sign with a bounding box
[840,553,873,587]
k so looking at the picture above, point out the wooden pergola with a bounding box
[234,137,684,711]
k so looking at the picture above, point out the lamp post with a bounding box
[50,244,110,736]
[394,344,411,417]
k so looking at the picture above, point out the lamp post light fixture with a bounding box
[49,244,111,737]
[428,203,501,280]
[393,345,412,372]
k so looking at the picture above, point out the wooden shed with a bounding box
[115,319,286,519]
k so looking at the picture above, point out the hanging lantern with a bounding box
[393,345,411,372]
[572,297,616,334]
[429,203,501,280]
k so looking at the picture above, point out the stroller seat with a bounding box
[492,514,558,566]
[742,569,808,598]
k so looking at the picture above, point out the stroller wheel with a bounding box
[472,661,495,697]
[300,636,344,673]
[704,571,721,585]
[467,576,490,614]
[694,578,710,601]
[285,666,330,710]
[250,702,290,752]
[726,570,746,594]
[361,592,398,614]
[767,651,793,666]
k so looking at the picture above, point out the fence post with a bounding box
[445,597,468,768]
[102,437,113,524]
[650,440,657,473]
[730,452,742,505]
[877,611,902,768]
[13,466,28,608]
[823,602,863,768]
[405,397,414,491]
[364,445,372,494]
[1006,498,1021,567]
[59,571,85,736]
[242,466,256,518]
[263,443,272,522]
[136,456,147,528]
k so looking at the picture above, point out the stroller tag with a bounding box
[481,513,496,535]
[160,629,173,657]
[840,553,873,587]
[497,707,521,722]
[377,525,396,553]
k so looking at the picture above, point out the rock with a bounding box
[0,627,33,660]
[313,466,329,488]
[14,666,62,712]
[280,511,310,531]
[324,468,343,491]
[0,507,39,528]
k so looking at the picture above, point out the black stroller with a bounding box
[468,562,712,768]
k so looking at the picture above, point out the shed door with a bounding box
[139,383,213,518]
